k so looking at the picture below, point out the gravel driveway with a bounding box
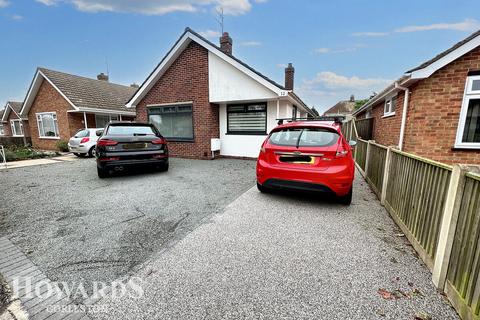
[89,173,458,320]
[0,157,256,302]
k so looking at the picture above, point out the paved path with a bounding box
[88,173,459,319]
[0,237,89,320]
[0,154,78,170]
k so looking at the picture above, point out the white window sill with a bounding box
[382,113,396,118]
[12,135,24,137]
[453,144,480,150]
[39,136,60,140]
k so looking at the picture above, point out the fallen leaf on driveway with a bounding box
[378,288,393,299]
[395,233,405,237]
[414,311,432,320]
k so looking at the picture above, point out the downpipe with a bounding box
[395,82,410,151]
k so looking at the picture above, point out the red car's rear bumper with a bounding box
[256,159,354,196]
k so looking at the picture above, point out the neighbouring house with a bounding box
[20,68,137,150]
[354,30,480,164]
[126,27,314,159]
[323,95,357,116]
[1,101,30,138]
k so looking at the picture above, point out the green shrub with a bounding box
[55,140,69,152]
[3,146,52,162]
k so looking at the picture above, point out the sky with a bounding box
[1,0,480,113]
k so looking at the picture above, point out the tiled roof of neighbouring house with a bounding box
[323,100,356,115]
[7,101,23,114]
[407,29,480,73]
[38,68,137,112]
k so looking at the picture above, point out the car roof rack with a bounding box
[276,116,345,125]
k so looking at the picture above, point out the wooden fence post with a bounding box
[364,140,372,178]
[432,164,469,289]
[380,147,392,206]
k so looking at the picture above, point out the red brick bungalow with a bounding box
[1,101,30,138]
[20,68,136,150]
[126,28,313,159]
[354,30,480,165]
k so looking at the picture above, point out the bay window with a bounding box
[227,103,267,135]
[456,74,480,148]
[10,119,24,136]
[36,112,59,138]
[148,104,194,141]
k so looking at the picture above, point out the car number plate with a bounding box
[123,143,148,150]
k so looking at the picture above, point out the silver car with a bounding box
[68,128,103,157]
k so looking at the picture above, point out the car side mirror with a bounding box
[96,130,103,137]
[349,140,357,147]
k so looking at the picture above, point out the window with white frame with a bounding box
[455,74,480,148]
[95,114,119,129]
[36,112,59,138]
[0,123,4,136]
[10,119,23,136]
[384,95,396,116]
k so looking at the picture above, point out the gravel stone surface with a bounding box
[0,157,256,302]
[89,174,459,320]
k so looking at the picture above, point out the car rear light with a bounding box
[335,143,349,158]
[80,137,90,144]
[151,138,166,145]
[98,157,120,161]
[97,139,118,146]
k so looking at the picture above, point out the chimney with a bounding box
[219,32,233,55]
[97,73,109,81]
[350,94,355,102]
[285,63,295,90]
[130,83,139,88]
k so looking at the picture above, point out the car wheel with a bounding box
[257,182,269,193]
[338,187,353,205]
[157,163,169,172]
[88,146,96,158]
[97,167,109,179]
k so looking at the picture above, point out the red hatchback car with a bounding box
[256,118,356,205]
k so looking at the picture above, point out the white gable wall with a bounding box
[219,100,293,157]
[209,52,278,103]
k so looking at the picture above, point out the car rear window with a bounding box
[74,130,89,138]
[269,128,339,147]
[107,125,156,136]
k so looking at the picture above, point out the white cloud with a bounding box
[313,44,365,54]
[297,71,392,112]
[35,0,257,15]
[395,18,480,33]
[199,29,221,39]
[239,41,261,47]
[276,63,287,68]
[0,0,9,8]
[351,31,389,37]
[9,14,23,20]
[35,0,58,5]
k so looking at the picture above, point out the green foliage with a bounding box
[355,99,370,110]
[55,140,69,152]
[2,146,53,162]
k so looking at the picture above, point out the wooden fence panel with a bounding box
[355,139,368,172]
[355,118,374,140]
[365,142,387,196]
[384,149,452,268]
[445,173,480,319]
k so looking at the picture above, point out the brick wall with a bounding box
[136,41,219,159]
[28,79,74,150]
[403,46,480,164]
[2,109,31,137]
[360,45,480,165]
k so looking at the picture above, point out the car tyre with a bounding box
[157,163,169,172]
[338,187,353,205]
[88,146,96,158]
[97,167,109,179]
[73,153,81,157]
[257,182,269,193]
